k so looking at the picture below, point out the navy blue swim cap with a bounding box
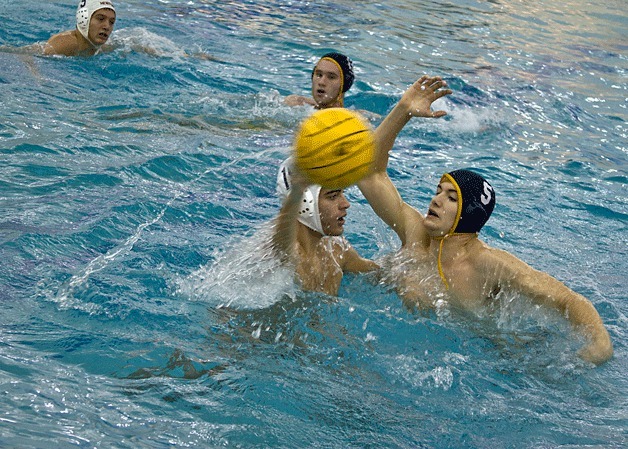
[441,169,495,234]
[313,52,355,93]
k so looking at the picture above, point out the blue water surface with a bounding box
[1,0,626,448]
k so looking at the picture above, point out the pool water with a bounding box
[1,0,626,447]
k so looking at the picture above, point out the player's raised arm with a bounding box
[271,163,309,264]
[358,76,451,245]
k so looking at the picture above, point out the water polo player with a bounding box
[358,74,612,365]
[272,158,378,296]
[44,0,116,56]
[285,52,355,109]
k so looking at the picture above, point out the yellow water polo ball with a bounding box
[294,108,376,189]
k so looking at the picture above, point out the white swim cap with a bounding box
[76,0,115,44]
[277,158,324,236]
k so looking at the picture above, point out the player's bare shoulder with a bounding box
[472,241,538,286]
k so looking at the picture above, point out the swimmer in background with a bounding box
[14,0,213,60]
[358,75,613,365]
[272,158,378,296]
[44,0,116,57]
[285,52,355,109]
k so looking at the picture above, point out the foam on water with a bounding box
[177,225,297,310]
[109,27,188,58]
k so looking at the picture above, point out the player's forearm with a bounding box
[507,264,614,365]
[578,325,613,365]
[372,98,413,173]
[271,187,303,262]
[564,293,613,364]
[540,281,613,365]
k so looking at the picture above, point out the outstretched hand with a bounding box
[402,75,452,118]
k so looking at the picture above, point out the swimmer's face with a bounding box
[318,188,350,236]
[425,181,459,236]
[311,59,343,108]
[88,8,116,45]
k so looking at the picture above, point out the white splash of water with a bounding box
[109,27,187,58]
[177,225,296,310]
[435,99,507,134]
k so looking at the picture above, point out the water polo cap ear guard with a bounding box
[277,158,325,236]
[76,0,115,45]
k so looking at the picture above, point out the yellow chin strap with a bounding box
[435,174,463,290]
[435,231,477,290]
[435,173,475,290]
[320,57,344,107]
[436,235,450,290]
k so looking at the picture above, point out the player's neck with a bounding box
[297,223,326,254]
[316,96,344,109]
[75,30,99,55]
[430,233,477,260]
